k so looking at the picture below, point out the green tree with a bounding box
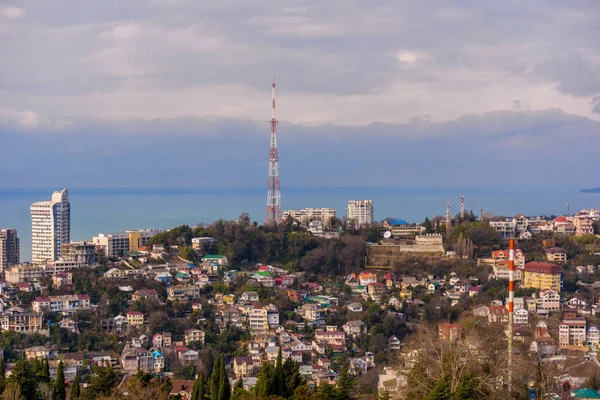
[191,372,206,400]
[274,347,284,397]
[0,358,6,393]
[69,376,80,400]
[52,361,67,400]
[8,360,38,400]
[254,362,275,398]
[82,362,119,399]
[210,356,222,400]
[335,365,353,400]
[282,357,302,398]
[424,217,433,234]
[2,382,25,400]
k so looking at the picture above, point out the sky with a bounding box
[0,0,599,188]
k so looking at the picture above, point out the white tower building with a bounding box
[31,189,70,264]
[346,200,374,229]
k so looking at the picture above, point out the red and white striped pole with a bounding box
[508,238,515,391]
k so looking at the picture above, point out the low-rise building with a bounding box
[126,311,144,327]
[535,289,561,312]
[559,318,587,346]
[52,272,72,288]
[61,241,96,266]
[167,285,200,301]
[234,356,256,378]
[32,294,91,314]
[545,247,567,264]
[1,307,43,332]
[25,346,50,360]
[184,329,205,346]
[132,289,160,302]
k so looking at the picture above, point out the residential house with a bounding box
[126,311,144,327]
[167,285,200,301]
[1,307,43,332]
[152,332,172,348]
[545,247,568,264]
[234,356,256,378]
[25,346,49,360]
[535,289,561,312]
[299,304,325,325]
[438,323,462,341]
[177,347,199,365]
[59,318,79,334]
[488,305,509,324]
[240,292,260,303]
[587,327,600,346]
[32,294,91,315]
[343,320,365,338]
[132,289,160,302]
[559,318,587,346]
[52,273,72,288]
[347,303,363,313]
[388,336,401,350]
[184,329,205,346]
[514,308,529,326]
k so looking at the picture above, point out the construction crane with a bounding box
[565,202,570,217]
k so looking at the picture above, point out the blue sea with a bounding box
[1,186,599,261]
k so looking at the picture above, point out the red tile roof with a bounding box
[524,262,561,275]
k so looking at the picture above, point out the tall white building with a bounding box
[346,200,374,229]
[31,189,70,264]
[0,229,20,272]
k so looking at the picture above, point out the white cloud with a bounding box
[0,106,72,129]
[0,5,24,19]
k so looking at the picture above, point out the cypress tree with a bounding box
[335,365,353,400]
[192,372,206,400]
[43,358,51,383]
[274,347,284,397]
[52,360,67,400]
[217,355,230,400]
[69,376,80,400]
[210,356,222,400]
[0,358,6,393]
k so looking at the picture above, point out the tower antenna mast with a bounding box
[266,78,282,224]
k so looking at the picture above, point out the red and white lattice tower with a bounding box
[508,238,515,392]
[266,79,282,225]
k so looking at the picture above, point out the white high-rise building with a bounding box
[346,200,374,228]
[0,229,20,272]
[31,189,70,264]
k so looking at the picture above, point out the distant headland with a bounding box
[580,187,600,193]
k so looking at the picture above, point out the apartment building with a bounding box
[184,329,205,346]
[491,249,525,269]
[535,289,561,312]
[5,263,44,283]
[523,262,562,292]
[61,241,96,266]
[248,307,268,332]
[283,208,337,229]
[31,189,70,263]
[0,229,19,273]
[167,285,200,301]
[93,229,163,258]
[121,346,164,373]
[346,200,374,229]
[545,247,567,264]
[32,294,91,314]
[1,307,43,332]
[559,318,587,346]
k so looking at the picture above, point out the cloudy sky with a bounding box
[0,0,599,188]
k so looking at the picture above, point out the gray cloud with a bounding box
[0,0,598,125]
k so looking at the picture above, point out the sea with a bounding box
[1,185,599,261]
